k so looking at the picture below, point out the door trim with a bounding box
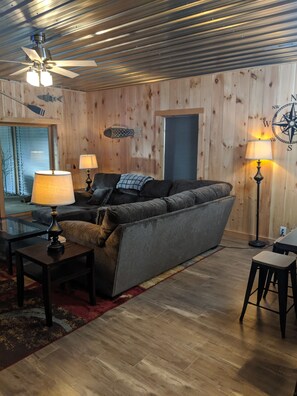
[155,108,204,180]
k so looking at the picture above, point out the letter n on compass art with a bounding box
[272,102,297,145]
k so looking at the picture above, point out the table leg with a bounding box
[42,266,53,326]
[6,241,13,275]
[87,251,96,305]
[16,252,24,307]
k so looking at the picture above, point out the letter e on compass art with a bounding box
[272,102,297,145]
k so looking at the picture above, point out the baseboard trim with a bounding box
[223,229,274,244]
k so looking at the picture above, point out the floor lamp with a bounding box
[245,139,272,248]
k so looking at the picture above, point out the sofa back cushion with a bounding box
[91,173,121,191]
[139,179,172,198]
[191,183,232,204]
[168,179,223,195]
[163,190,196,212]
[98,198,167,245]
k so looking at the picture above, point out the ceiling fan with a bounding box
[0,33,97,87]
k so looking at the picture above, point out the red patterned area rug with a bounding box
[0,247,222,371]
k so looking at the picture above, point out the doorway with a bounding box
[0,125,54,214]
[164,115,198,180]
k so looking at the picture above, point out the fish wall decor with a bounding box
[37,93,63,103]
[0,91,45,116]
[103,125,141,139]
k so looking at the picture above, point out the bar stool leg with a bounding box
[289,262,297,318]
[257,266,269,305]
[277,269,288,338]
[240,262,258,322]
[263,269,274,298]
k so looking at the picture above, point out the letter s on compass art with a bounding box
[272,102,297,144]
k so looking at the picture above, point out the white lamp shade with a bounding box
[245,140,273,160]
[79,154,98,169]
[26,69,40,87]
[31,170,75,206]
[40,70,53,87]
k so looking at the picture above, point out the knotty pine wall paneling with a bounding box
[87,63,297,240]
[0,80,90,191]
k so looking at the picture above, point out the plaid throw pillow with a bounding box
[116,173,153,191]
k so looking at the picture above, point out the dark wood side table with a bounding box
[0,217,48,274]
[16,240,96,326]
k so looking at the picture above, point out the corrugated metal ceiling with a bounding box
[0,0,297,92]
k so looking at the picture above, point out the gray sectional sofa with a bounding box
[39,173,236,297]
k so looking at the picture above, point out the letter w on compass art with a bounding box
[272,102,297,144]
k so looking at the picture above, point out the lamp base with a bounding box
[248,239,266,248]
[47,240,64,254]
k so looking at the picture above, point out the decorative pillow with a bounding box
[116,173,153,191]
[88,188,113,205]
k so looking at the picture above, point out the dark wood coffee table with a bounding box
[0,217,48,274]
[16,240,96,326]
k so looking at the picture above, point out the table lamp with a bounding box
[79,154,98,191]
[245,139,272,247]
[31,170,75,253]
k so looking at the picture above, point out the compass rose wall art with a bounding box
[269,95,297,151]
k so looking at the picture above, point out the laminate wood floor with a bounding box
[1,235,297,395]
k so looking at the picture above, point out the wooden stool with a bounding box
[239,251,297,338]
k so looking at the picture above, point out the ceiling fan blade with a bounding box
[21,47,42,63]
[51,60,97,67]
[0,60,31,65]
[50,66,79,78]
[9,67,29,76]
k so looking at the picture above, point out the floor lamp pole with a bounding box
[249,159,266,248]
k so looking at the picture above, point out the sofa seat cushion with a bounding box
[32,205,97,225]
[139,179,172,198]
[98,198,167,245]
[163,190,196,212]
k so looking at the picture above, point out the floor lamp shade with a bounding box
[245,139,272,248]
[31,170,75,253]
[245,140,273,161]
[79,154,98,191]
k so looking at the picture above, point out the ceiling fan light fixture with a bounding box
[26,68,40,87]
[40,69,53,87]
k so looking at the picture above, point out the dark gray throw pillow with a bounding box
[88,188,113,205]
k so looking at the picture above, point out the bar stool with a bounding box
[239,251,297,338]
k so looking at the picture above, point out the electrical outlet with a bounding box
[280,226,287,236]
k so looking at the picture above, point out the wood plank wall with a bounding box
[87,63,297,240]
[0,79,88,190]
[0,62,297,240]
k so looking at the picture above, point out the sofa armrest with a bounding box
[60,220,101,246]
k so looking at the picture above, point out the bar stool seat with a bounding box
[239,251,297,338]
